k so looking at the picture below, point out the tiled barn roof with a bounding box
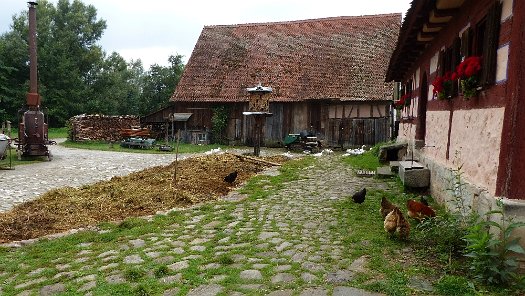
[171,14,401,103]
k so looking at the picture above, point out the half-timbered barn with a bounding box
[143,14,401,147]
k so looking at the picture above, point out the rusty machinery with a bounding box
[16,1,53,161]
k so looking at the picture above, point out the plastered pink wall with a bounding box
[423,111,450,162]
[448,108,504,194]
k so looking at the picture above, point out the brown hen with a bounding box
[384,207,410,240]
[407,199,436,221]
[380,196,397,219]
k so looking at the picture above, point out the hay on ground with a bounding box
[0,154,289,243]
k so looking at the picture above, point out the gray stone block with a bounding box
[399,161,430,188]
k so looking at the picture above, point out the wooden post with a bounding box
[254,115,266,156]
[173,129,181,186]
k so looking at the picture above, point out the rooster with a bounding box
[384,207,410,240]
[351,188,366,204]
[224,171,238,184]
[380,196,397,219]
[407,199,436,221]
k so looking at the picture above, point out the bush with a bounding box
[463,200,525,286]
[211,105,229,145]
[415,212,469,258]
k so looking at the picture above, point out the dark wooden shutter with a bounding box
[444,47,453,73]
[452,37,462,95]
[438,50,445,76]
[481,2,502,85]
[461,28,472,58]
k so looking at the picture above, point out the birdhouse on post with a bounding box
[247,83,272,112]
[243,83,273,156]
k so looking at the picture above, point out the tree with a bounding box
[0,0,107,126]
[139,54,184,115]
[86,52,144,115]
[0,1,185,127]
[0,30,29,124]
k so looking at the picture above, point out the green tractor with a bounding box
[284,132,321,152]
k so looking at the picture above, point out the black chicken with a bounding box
[352,188,366,204]
[224,171,238,184]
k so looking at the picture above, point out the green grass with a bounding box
[342,149,381,171]
[338,149,524,295]
[1,154,522,295]
[48,127,68,139]
[0,148,43,168]
[0,127,67,168]
[61,139,232,154]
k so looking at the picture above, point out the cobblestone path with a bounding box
[0,155,392,295]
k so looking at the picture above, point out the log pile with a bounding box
[68,114,141,142]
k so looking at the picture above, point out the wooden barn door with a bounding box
[346,118,388,147]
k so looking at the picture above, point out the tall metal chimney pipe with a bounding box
[27,1,39,107]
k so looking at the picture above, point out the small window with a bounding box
[460,2,501,86]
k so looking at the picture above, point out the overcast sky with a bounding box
[1,0,411,69]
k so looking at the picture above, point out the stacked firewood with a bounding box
[68,114,142,142]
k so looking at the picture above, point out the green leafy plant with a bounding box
[463,199,525,286]
[446,153,472,224]
[435,275,476,296]
[211,105,229,144]
[416,212,469,262]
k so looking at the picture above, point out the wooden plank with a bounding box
[225,152,282,166]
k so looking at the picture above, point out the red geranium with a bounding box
[432,71,455,100]
[456,56,482,79]
[456,56,482,99]
[432,76,445,94]
[394,93,411,109]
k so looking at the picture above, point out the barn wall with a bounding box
[148,101,391,147]
[324,102,391,148]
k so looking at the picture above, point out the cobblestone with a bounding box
[0,154,396,295]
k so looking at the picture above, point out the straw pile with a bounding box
[0,153,289,243]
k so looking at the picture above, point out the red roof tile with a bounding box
[171,14,401,103]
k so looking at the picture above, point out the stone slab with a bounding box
[376,166,394,177]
